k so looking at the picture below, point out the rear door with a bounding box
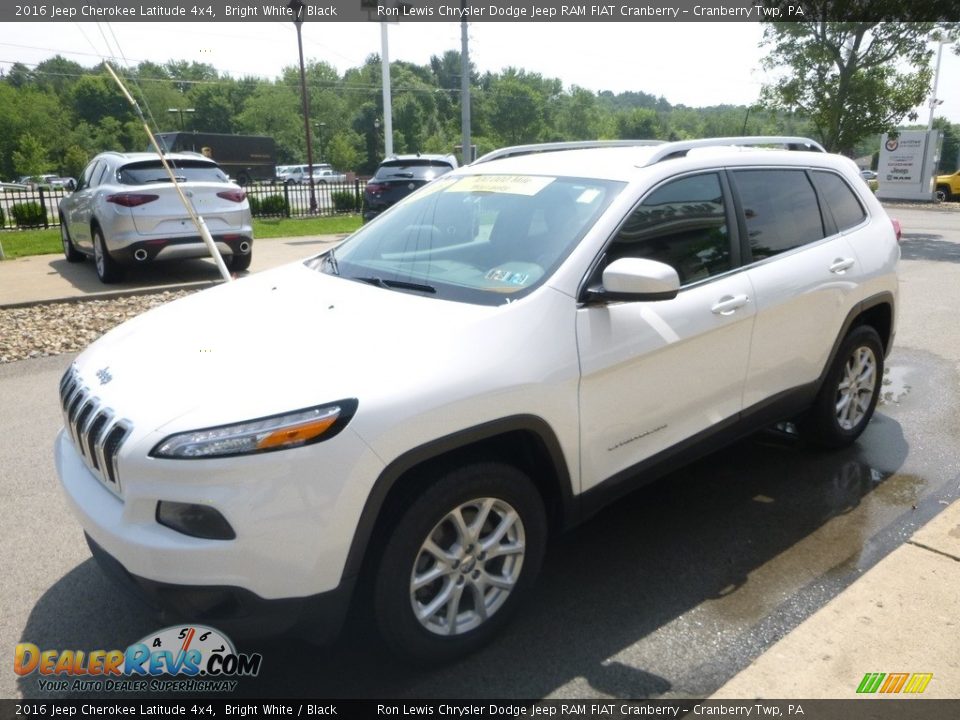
[64,159,106,251]
[731,168,862,408]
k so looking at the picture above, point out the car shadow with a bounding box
[46,256,225,295]
[899,233,960,264]
[17,414,915,700]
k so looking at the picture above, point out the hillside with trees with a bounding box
[1,44,956,181]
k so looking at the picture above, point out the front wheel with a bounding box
[935,185,952,203]
[800,325,884,448]
[373,462,547,664]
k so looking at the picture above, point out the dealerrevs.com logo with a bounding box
[14,625,262,693]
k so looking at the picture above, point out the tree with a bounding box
[759,11,955,155]
[13,133,49,176]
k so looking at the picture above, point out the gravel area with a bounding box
[0,290,196,364]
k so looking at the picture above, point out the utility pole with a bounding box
[460,8,472,165]
[381,23,394,157]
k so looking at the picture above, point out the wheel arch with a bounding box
[341,415,576,586]
[815,292,894,395]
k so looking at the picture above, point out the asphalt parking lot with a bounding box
[1,205,959,701]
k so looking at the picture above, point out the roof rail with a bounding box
[641,136,826,166]
[473,139,664,165]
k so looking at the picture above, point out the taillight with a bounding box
[217,189,246,203]
[365,182,389,195]
[891,218,902,243]
[106,193,159,207]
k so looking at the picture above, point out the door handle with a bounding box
[711,294,749,315]
[829,258,855,274]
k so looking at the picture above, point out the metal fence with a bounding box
[0,179,365,230]
[0,185,71,230]
[246,179,365,219]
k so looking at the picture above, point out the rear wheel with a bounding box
[92,226,123,284]
[373,462,547,664]
[801,325,884,448]
[935,185,952,203]
[230,249,252,272]
[60,218,83,263]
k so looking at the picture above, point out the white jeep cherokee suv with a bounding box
[55,137,899,663]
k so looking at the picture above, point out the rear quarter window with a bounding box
[732,169,825,261]
[811,170,867,231]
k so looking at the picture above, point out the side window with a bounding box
[811,171,867,232]
[607,172,732,284]
[91,162,111,187]
[77,160,100,191]
[732,169,825,261]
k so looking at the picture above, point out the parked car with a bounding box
[275,163,343,185]
[860,169,878,181]
[58,151,253,283]
[311,167,347,184]
[362,153,458,221]
[55,137,899,663]
[935,169,960,202]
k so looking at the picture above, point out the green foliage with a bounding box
[331,190,357,213]
[0,204,5,228]
[249,193,289,217]
[12,133,49,177]
[7,43,913,181]
[759,18,951,154]
[11,202,47,228]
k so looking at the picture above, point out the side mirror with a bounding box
[585,257,680,303]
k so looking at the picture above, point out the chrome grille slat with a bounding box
[58,367,130,496]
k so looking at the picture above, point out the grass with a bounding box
[0,214,362,260]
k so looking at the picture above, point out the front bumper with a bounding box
[85,533,353,643]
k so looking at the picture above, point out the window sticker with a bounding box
[450,175,556,196]
[485,268,532,286]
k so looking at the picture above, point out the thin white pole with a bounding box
[380,23,394,157]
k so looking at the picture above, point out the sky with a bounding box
[2,21,958,125]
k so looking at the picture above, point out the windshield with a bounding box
[118,160,228,185]
[309,173,624,305]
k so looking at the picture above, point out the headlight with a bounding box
[150,400,357,459]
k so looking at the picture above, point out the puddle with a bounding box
[880,365,912,406]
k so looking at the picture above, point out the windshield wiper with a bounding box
[386,172,415,179]
[323,247,340,275]
[146,176,187,183]
[352,276,436,294]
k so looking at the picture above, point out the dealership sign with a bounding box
[876,130,941,202]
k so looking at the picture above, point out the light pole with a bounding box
[316,122,326,162]
[167,107,195,130]
[288,0,317,213]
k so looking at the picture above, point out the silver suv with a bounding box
[59,151,253,283]
[55,137,898,663]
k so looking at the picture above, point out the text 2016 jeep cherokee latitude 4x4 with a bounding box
[56,137,899,663]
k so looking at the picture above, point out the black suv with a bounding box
[362,153,458,222]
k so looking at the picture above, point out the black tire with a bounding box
[92,226,124,284]
[800,325,884,449]
[373,462,547,664]
[60,217,83,263]
[935,185,951,203]
[230,249,252,272]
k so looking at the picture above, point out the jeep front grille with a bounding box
[59,367,131,495]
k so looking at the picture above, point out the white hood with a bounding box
[73,260,499,435]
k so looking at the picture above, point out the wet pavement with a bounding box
[8,344,958,700]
